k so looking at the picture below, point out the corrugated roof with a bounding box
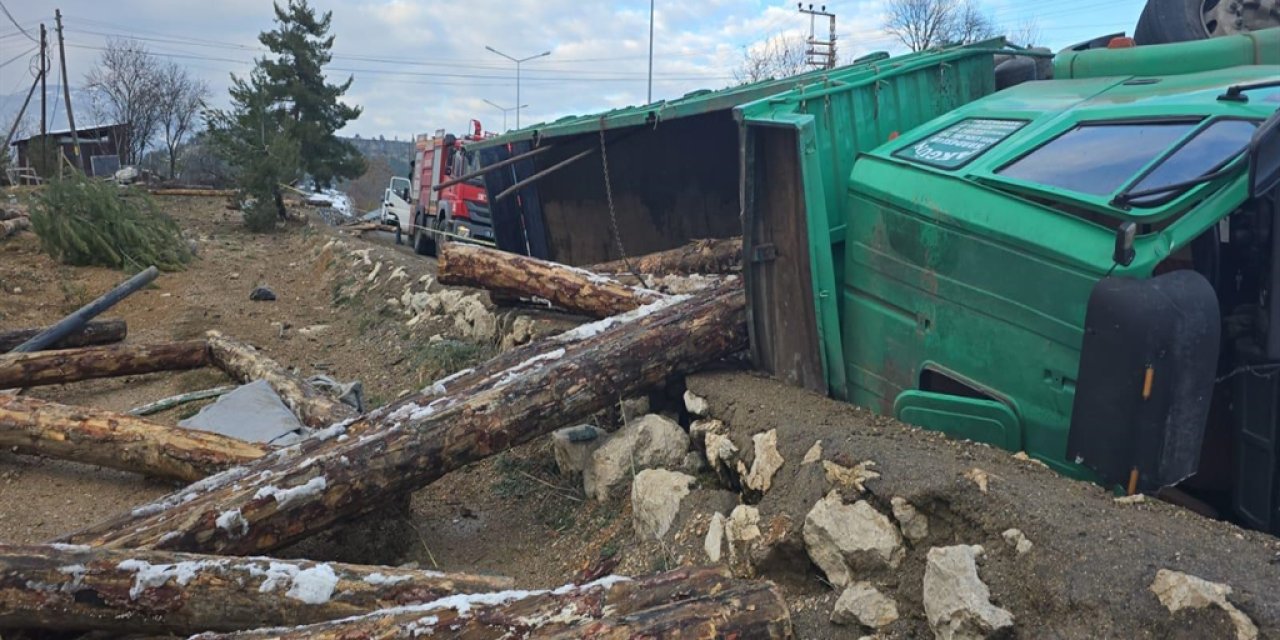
[9,123,125,145]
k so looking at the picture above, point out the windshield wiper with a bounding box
[1218,79,1280,103]
[1111,154,1248,208]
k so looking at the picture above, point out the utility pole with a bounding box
[55,9,84,173]
[39,24,47,139]
[798,3,836,70]
[484,46,550,131]
[483,99,527,132]
[647,0,655,103]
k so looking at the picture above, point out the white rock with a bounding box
[831,581,899,629]
[1001,528,1033,556]
[1150,569,1258,640]
[964,468,991,493]
[704,431,739,475]
[802,440,823,465]
[551,425,605,479]
[631,469,696,541]
[689,418,724,446]
[824,460,880,493]
[923,545,1014,640]
[724,504,761,575]
[683,390,710,416]
[738,429,784,494]
[584,414,691,501]
[802,491,904,587]
[892,497,929,543]
[705,512,727,562]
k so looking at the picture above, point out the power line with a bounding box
[0,43,33,69]
[0,0,35,43]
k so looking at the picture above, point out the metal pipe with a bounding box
[433,143,556,192]
[11,266,159,353]
[492,146,597,202]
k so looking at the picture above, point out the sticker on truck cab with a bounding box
[896,118,1026,169]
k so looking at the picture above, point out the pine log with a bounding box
[589,236,742,277]
[437,243,664,319]
[0,215,30,239]
[0,340,210,388]
[206,330,357,430]
[0,209,26,221]
[0,318,127,352]
[0,394,266,482]
[197,572,790,640]
[59,287,747,553]
[0,543,514,635]
[150,188,237,197]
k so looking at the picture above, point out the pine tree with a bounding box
[205,67,301,231]
[258,0,365,188]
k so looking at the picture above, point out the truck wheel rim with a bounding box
[1202,0,1280,38]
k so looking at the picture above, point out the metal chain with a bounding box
[599,119,651,289]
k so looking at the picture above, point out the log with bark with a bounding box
[340,223,397,234]
[437,242,664,319]
[206,330,357,430]
[0,318,127,352]
[194,566,791,640]
[0,543,514,635]
[0,215,30,239]
[128,385,236,416]
[150,188,237,197]
[0,340,210,388]
[0,394,267,482]
[589,236,742,277]
[59,287,747,554]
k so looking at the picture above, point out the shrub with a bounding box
[29,175,192,271]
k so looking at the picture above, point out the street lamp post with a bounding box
[648,0,655,104]
[484,46,550,130]
[482,99,528,132]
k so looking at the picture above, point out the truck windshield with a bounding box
[997,121,1198,196]
[1126,119,1257,197]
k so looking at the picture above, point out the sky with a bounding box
[1,0,1149,140]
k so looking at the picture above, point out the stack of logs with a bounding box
[0,206,30,240]
[0,238,793,638]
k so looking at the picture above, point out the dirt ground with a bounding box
[1,191,1278,639]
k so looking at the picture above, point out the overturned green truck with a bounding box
[740,29,1280,533]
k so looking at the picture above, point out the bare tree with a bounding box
[735,34,810,84]
[84,39,164,165]
[155,62,210,179]
[885,0,996,52]
[1005,18,1042,47]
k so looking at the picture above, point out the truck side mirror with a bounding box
[1249,110,1280,199]
[1114,221,1136,267]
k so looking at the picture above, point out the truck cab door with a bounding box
[382,177,413,229]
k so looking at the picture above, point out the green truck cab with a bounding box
[742,30,1280,533]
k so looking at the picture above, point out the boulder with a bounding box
[584,414,691,500]
[631,469,697,541]
[892,497,930,543]
[923,545,1014,640]
[551,424,605,479]
[620,395,651,423]
[738,429,785,494]
[683,389,710,416]
[802,491,904,587]
[1150,569,1258,640]
[832,581,899,629]
[725,504,761,576]
[249,286,276,301]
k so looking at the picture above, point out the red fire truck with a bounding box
[383,120,493,256]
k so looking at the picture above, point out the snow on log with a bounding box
[193,566,791,640]
[58,287,747,554]
[0,543,514,635]
[0,340,210,388]
[0,394,267,482]
[206,330,357,430]
[0,318,127,352]
[437,242,665,319]
[589,236,742,277]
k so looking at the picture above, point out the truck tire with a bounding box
[1134,0,1280,45]
[413,215,436,257]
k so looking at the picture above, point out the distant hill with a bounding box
[344,135,412,178]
